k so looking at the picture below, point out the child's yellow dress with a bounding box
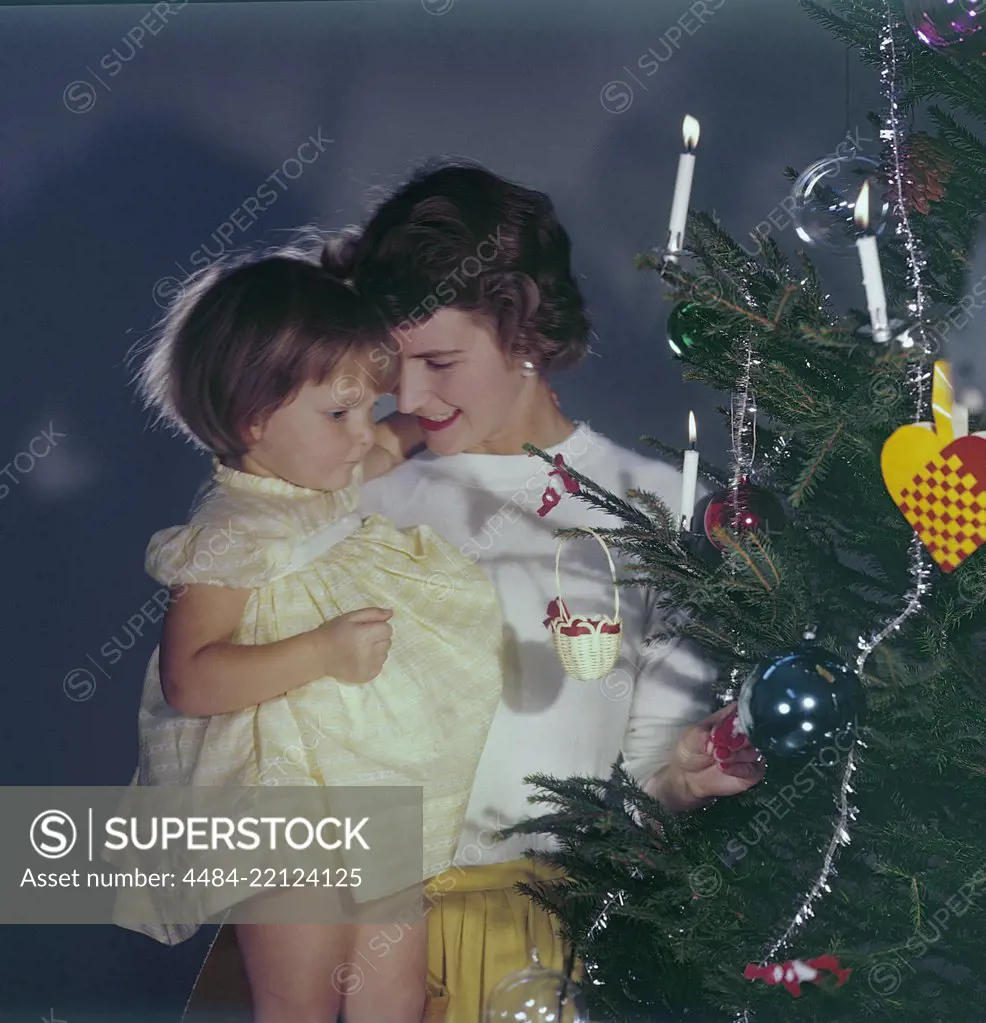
[113,459,503,945]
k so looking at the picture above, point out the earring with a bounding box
[521,360,537,377]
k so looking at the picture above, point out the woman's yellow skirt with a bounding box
[423,858,571,1021]
[181,858,572,1022]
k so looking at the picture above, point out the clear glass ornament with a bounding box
[904,0,985,61]
[791,153,889,253]
[485,951,588,1022]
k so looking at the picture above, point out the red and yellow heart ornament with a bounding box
[881,360,986,573]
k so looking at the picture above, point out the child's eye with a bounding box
[426,360,455,371]
[327,410,348,421]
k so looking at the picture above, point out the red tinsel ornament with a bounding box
[898,132,955,215]
[706,705,750,762]
[744,954,852,998]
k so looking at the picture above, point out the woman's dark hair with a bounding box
[321,161,591,372]
[134,248,394,462]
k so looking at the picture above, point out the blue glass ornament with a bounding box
[738,646,865,758]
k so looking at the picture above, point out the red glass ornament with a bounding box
[703,478,785,550]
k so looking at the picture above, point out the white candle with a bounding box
[854,181,890,343]
[953,401,970,439]
[666,115,700,263]
[680,410,699,532]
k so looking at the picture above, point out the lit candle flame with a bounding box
[682,115,700,151]
[854,180,871,231]
[688,410,697,446]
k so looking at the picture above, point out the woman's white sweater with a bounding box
[360,423,714,867]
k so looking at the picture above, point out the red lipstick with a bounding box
[418,409,462,432]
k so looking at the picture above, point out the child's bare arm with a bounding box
[159,585,324,717]
[160,586,393,717]
[361,412,426,481]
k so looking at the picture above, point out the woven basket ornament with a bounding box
[543,527,623,680]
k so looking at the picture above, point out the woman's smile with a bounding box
[418,408,462,431]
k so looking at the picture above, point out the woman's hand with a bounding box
[648,704,765,812]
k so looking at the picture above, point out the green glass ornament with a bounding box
[667,301,717,358]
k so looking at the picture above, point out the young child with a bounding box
[113,250,504,1023]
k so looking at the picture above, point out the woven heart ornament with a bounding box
[881,360,986,573]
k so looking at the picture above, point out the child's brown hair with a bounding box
[135,248,396,463]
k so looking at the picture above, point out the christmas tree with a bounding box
[507,3,986,1021]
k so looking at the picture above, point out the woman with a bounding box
[180,162,763,1023]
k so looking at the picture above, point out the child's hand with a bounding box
[315,607,394,684]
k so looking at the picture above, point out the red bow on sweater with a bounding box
[536,455,580,517]
[744,954,852,997]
